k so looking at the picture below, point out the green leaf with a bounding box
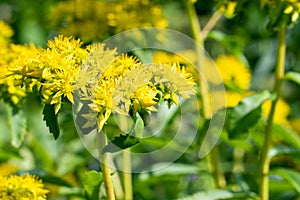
[82,170,103,200]
[176,189,258,200]
[271,168,300,193]
[285,72,300,85]
[228,106,262,139]
[10,109,27,148]
[42,104,60,139]
[103,134,140,153]
[227,90,273,138]
[268,145,300,159]
[133,112,144,138]
[152,163,200,176]
[272,123,300,148]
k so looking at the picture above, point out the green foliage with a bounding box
[1,0,300,199]
[285,72,300,86]
[82,170,103,200]
[42,104,60,140]
[226,90,273,138]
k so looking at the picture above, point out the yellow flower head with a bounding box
[40,35,90,113]
[262,98,290,126]
[219,1,237,19]
[50,0,167,41]
[78,46,195,132]
[0,20,13,46]
[215,55,251,91]
[0,163,18,177]
[0,174,49,200]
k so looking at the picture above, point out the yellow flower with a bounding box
[262,98,290,126]
[286,0,300,20]
[215,55,251,91]
[211,90,244,113]
[0,163,18,177]
[0,20,13,46]
[79,47,195,132]
[289,118,300,134]
[39,35,89,113]
[219,1,237,19]
[50,0,167,41]
[0,174,49,200]
[132,83,158,109]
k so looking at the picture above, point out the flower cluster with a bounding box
[1,21,195,134]
[0,163,48,200]
[50,0,168,42]
[0,24,90,113]
[77,47,195,132]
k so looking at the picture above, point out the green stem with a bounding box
[259,26,286,200]
[98,132,116,200]
[185,0,226,189]
[185,0,209,119]
[123,150,133,200]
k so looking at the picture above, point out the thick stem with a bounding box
[98,132,116,200]
[185,0,226,188]
[123,150,133,200]
[259,26,286,200]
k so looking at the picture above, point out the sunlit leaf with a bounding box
[176,189,258,200]
[285,72,300,85]
[272,123,300,148]
[268,145,300,159]
[271,168,300,193]
[133,112,144,138]
[152,163,200,176]
[82,170,103,200]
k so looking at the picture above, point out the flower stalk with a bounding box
[123,150,133,200]
[98,131,115,200]
[259,26,286,200]
[185,0,226,188]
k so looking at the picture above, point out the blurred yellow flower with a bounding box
[0,163,18,177]
[285,0,300,22]
[211,90,245,113]
[215,55,251,91]
[0,20,13,46]
[0,174,49,200]
[50,0,167,41]
[262,98,290,126]
[289,118,300,133]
